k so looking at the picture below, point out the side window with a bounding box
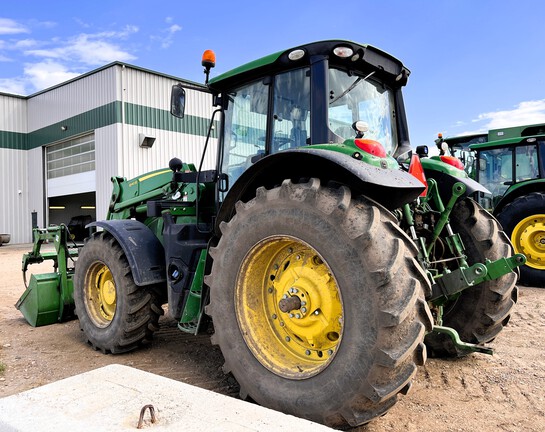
[478,147,513,199]
[271,68,310,152]
[515,144,539,181]
[222,80,269,187]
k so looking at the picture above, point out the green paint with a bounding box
[311,141,399,169]
[0,130,26,150]
[503,178,545,200]
[421,156,467,177]
[209,51,283,86]
[0,101,214,150]
[431,326,494,355]
[178,248,207,334]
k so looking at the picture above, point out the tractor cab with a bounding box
[471,135,545,210]
[173,40,412,192]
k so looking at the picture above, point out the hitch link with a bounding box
[430,253,526,301]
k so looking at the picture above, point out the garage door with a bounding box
[46,133,96,197]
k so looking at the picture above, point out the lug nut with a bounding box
[285,336,290,342]
[301,307,307,313]
[295,313,301,319]
[305,350,311,355]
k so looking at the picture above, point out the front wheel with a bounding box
[74,232,163,353]
[206,179,432,428]
[497,192,545,288]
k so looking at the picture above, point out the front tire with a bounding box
[206,179,432,428]
[425,198,518,357]
[74,232,163,353]
[496,192,545,288]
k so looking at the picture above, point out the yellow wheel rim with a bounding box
[511,214,545,270]
[235,236,343,379]
[84,262,117,327]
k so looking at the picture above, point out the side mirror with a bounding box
[415,145,428,158]
[170,84,186,118]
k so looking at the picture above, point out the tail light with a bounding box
[354,139,386,158]
[408,154,428,197]
[440,155,464,170]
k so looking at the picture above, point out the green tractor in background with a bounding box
[17,40,525,428]
[437,124,545,287]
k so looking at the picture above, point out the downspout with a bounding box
[120,64,126,177]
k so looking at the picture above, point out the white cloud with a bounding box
[0,22,143,93]
[25,31,137,65]
[14,39,39,49]
[475,99,545,130]
[451,99,545,137]
[151,22,182,49]
[0,77,27,95]
[0,18,29,35]
[23,60,80,90]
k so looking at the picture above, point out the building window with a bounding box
[46,134,95,179]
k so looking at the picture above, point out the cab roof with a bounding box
[207,40,409,91]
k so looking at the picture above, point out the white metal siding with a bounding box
[118,124,217,182]
[0,95,27,133]
[95,125,119,221]
[27,147,45,231]
[0,148,30,243]
[27,68,118,132]
[117,67,217,187]
[121,67,211,118]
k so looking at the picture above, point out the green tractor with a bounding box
[17,40,524,428]
[437,124,545,287]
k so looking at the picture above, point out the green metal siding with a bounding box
[0,101,213,150]
[123,103,217,137]
[0,130,26,150]
[27,102,121,149]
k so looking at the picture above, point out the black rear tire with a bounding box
[206,179,432,428]
[425,198,518,358]
[74,232,163,354]
[496,192,545,288]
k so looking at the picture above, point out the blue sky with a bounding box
[1,0,544,148]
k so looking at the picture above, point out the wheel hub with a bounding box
[236,236,343,379]
[512,214,545,270]
[85,262,117,327]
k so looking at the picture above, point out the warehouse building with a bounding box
[0,63,216,244]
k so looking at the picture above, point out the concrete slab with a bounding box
[0,364,334,431]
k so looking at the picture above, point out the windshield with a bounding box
[328,68,398,155]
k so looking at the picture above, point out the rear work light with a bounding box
[440,155,464,170]
[354,139,386,158]
[333,46,354,58]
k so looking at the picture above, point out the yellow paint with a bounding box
[138,169,171,182]
[235,236,343,379]
[511,214,545,270]
[85,262,116,327]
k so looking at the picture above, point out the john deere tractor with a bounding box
[437,124,545,287]
[17,40,524,428]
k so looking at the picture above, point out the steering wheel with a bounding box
[272,136,294,152]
